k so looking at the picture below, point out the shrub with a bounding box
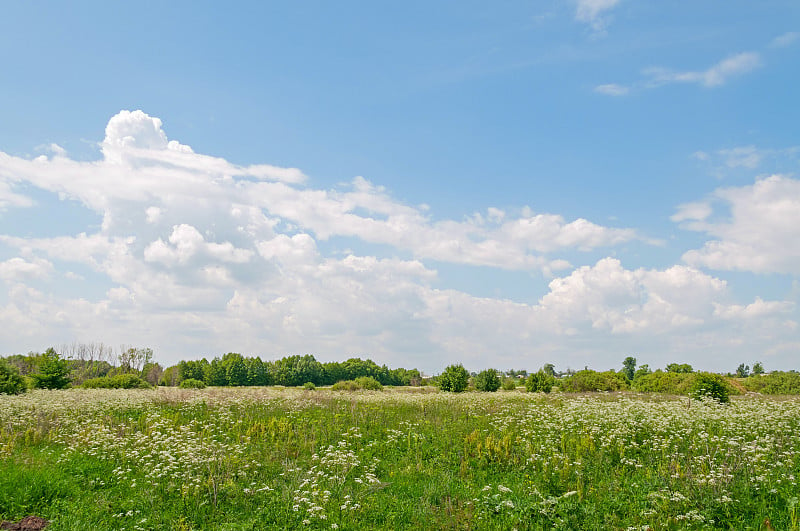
[741,371,800,394]
[438,364,469,393]
[560,370,628,393]
[474,369,501,392]
[83,374,151,389]
[354,376,383,391]
[179,378,207,389]
[501,378,518,391]
[632,370,695,395]
[525,371,554,393]
[0,359,27,395]
[302,381,316,390]
[332,380,360,391]
[690,372,730,403]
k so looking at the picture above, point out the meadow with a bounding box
[1,387,799,530]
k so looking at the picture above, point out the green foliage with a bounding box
[30,348,71,389]
[437,364,469,393]
[302,381,316,390]
[560,369,628,392]
[736,363,750,378]
[179,378,207,389]
[622,356,636,381]
[331,380,361,391]
[501,378,518,391]
[752,362,764,376]
[354,376,383,390]
[204,358,227,386]
[474,369,501,392]
[666,363,693,374]
[525,370,554,393]
[742,371,800,394]
[223,353,248,386]
[633,364,652,380]
[0,359,27,395]
[82,374,151,389]
[691,372,730,403]
[4,388,800,529]
[632,370,695,395]
[542,363,556,377]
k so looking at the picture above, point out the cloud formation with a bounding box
[679,175,800,274]
[575,0,621,33]
[0,111,796,371]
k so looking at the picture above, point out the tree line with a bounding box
[0,343,421,394]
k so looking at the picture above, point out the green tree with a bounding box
[438,364,469,392]
[223,353,248,386]
[0,359,27,395]
[542,364,556,377]
[622,356,637,381]
[666,363,693,374]
[691,372,730,403]
[736,363,750,378]
[474,369,501,392]
[30,348,71,389]
[204,358,227,386]
[633,364,651,380]
[525,370,554,393]
[752,362,764,376]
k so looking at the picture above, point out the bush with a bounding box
[0,359,26,395]
[501,378,518,391]
[179,378,207,389]
[302,381,316,390]
[474,369,501,392]
[438,364,469,393]
[690,372,730,403]
[83,374,151,389]
[525,371,554,393]
[632,370,695,395]
[332,380,360,391]
[560,370,628,393]
[354,376,383,391]
[741,371,800,394]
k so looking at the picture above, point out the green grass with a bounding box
[1,388,799,529]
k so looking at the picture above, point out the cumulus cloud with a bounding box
[679,175,800,274]
[0,110,639,274]
[0,257,54,282]
[0,110,796,371]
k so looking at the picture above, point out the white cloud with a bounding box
[717,145,762,169]
[670,202,712,224]
[594,83,629,96]
[0,257,54,282]
[644,52,761,88]
[0,110,639,274]
[770,31,799,48]
[680,175,800,274]
[0,111,796,372]
[575,0,621,33]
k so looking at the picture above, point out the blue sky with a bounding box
[1,1,798,373]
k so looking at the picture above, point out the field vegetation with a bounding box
[2,387,800,529]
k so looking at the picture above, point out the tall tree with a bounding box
[622,357,637,381]
[30,348,71,389]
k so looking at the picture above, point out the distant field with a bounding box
[1,388,799,530]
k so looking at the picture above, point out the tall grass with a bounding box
[1,388,799,529]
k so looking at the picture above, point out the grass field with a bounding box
[1,387,799,530]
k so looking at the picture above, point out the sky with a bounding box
[0,1,798,374]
